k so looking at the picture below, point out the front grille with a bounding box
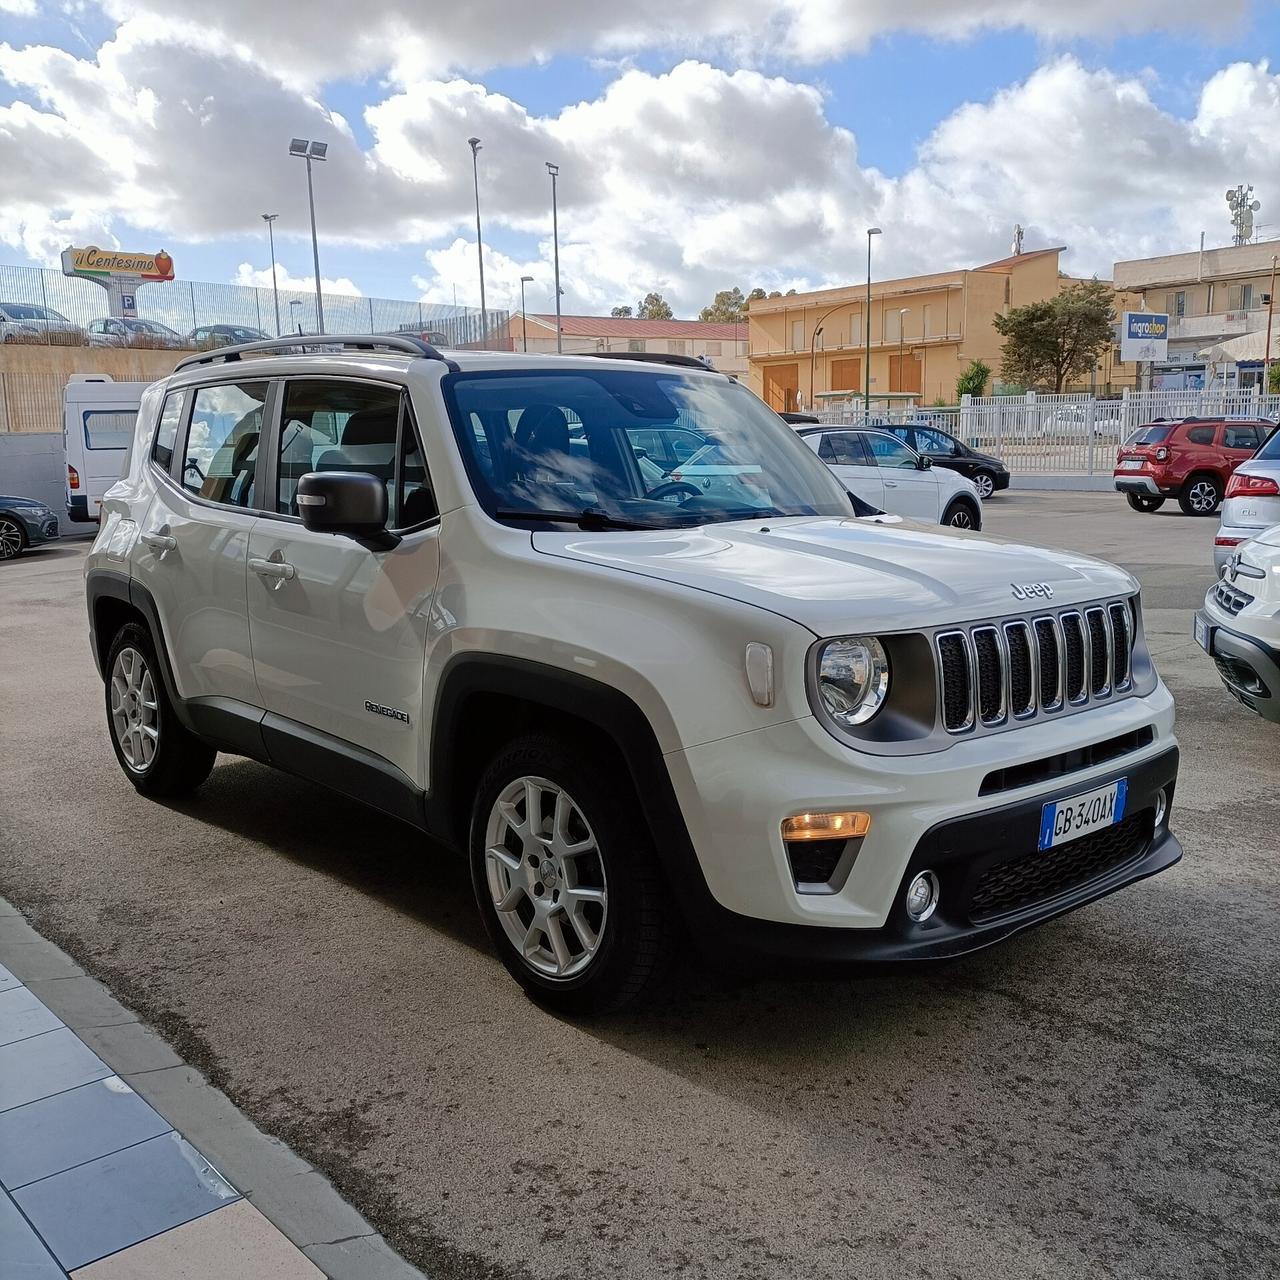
[41,518,58,538]
[936,597,1137,735]
[1213,580,1251,616]
[968,811,1151,922]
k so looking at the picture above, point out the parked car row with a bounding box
[0,303,270,349]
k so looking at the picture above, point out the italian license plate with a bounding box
[1038,779,1127,851]
[1119,459,1143,471]
[1194,614,1211,652]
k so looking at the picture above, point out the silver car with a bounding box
[0,302,86,345]
[1214,425,1280,573]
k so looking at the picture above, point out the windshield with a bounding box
[443,369,854,528]
[1129,424,1174,445]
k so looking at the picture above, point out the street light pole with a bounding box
[864,227,882,415]
[289,299,302,336]
[547,162,562,353]
[1265,254,1277,396]
[261,213,281,336]
[288,138,329,334]
[519,275,534,352]
[468,138,487,349]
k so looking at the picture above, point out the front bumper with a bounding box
[689,746,1181,964]
[1195,609,1280,723]
[21,513,59,545]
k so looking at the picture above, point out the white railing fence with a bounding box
[815,387,1280,474]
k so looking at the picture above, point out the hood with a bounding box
[534,516,1136,637]
[0,495,46,508]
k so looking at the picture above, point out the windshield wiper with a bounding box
[493,507,663,531]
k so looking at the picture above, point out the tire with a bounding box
[1125,493,1165,513]
[0,517,25,561]
[942,498,981,531]
[104,623,216,797]
[1178,473,1222,517]
[469,734,671,1015]
[972,471,996,500]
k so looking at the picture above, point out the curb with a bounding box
[0,898,427,1280]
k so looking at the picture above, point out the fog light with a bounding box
[1154,788,1168,830]
[781,811,871,843]
[904,870,940,922]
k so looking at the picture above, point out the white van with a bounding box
[65,376,148,523]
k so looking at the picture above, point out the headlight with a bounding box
[816,636,890,727]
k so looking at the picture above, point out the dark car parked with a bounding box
[0,495,60,560]
[880,421,1010,499]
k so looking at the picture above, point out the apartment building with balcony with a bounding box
[503,313,749,375]
[747,247,1133,411]
[1114,241,1279,389]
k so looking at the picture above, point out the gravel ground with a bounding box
[0,494,1276,1279]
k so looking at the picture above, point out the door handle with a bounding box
[249,556,296,582]
[141,532,176,554]
[884,480,900,488]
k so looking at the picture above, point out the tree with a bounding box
[610,305,633,318]
[955,359,991,398]
[993,279,1115,393]
[1269,362,1280,395]
[637,292,674,320]
[748,287,767,302]
[766,290,783,299]
[700,287,747,323]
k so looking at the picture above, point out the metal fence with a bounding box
[0,373,62,435]
[816,387,1280,474]
[0,263,508,350]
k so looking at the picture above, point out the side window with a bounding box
[1224,425,1261,450]
[864,433,919,469]
[817,433,838,463]
[152,390,187,470]
[915,428,955,455]
[819,433,865,466]
[83,411,135,451]
[397,400,437,527]
[1186,426,1215,445]
[183,381,267,507]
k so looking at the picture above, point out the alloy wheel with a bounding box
[0,518,22,560]
[1188,480,1218,513]
[109,647,159,772]
[484,776,608,979]
[973,473,995,500]
[948,505,976,529]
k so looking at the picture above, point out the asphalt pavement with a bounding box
[0,494,1276,1279]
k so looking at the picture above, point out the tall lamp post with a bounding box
[1265,253,1277,396]
[808,300,847,408]
[468,137,487,349]
[864,227,882,414]
[546,162,562,353]
[289,299,303,335]
[261,213,281,336]
[288,138,328,334]
[519,275,534,352]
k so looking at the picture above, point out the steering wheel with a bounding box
[183,458,206,482]
[645,481,702,505]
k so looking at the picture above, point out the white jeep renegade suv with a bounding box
[86,336,1182,1013]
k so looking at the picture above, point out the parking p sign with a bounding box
[1120,312,1169,362]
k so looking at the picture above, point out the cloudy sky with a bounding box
[0,0,1277,317]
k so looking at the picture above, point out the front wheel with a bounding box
[1125,493,1165,513]
[1178,474,1222,516]
[470,735,670,1015]
[972,471,996,500]
[105,623,216,796]
[942,498,981,530]
[0,517,25,561]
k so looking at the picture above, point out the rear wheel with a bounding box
[0,517,25,560]
[972,471,996,500]
[1125,493,1165,513]
[1178,473,1222,516]
[105,623,216,796]
[470,734,670,1015]
[942,498,981,530]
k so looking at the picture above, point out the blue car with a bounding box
[0,495,60,560]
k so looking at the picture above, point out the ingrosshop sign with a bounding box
[61,246,175,282]
[1120,311,1169,363]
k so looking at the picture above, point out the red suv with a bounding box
[1114,417,1275,515]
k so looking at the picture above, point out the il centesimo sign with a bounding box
[61,246,175,281]
[1120,311,1169,363]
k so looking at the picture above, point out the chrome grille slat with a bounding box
[938,598,1136,735]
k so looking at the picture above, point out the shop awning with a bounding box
[1197,330,1273,363]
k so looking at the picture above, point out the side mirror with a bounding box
[296,471,397,548]
[918,455,933,470]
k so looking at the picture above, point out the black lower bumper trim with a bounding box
[695,745,1181,966]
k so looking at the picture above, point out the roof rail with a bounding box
[575,350,721,373]
[173,333,459,373]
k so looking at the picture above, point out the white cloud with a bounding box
[233,261,362,295]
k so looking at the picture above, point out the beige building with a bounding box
[502,313,749,376]
[1113,241,1280,389]
[748,247,1132,411]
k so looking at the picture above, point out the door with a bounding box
[135,379,266,708]
[860,430,939,519]
[1222,422,1265,474]
[812,431,884,508]
[911,425,970,479]
[246,377,441,785]
[764,363,800,413]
